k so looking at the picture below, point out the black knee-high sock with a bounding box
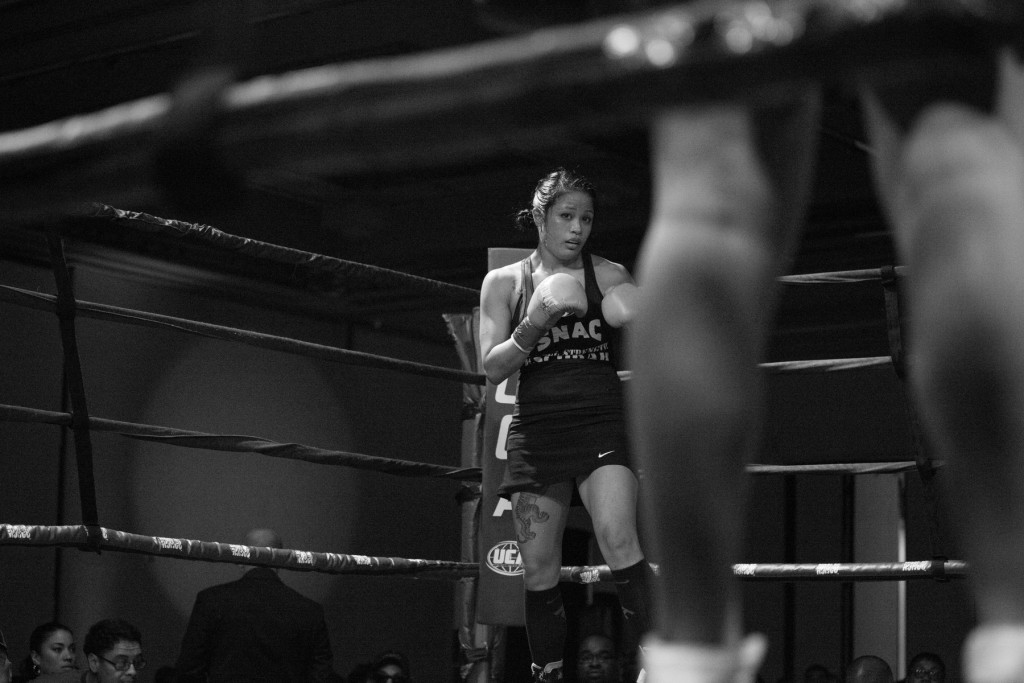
[612,560,653,642]
[525,585,566,669]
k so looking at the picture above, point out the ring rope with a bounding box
[777,266,905,285]
[0,283,484,386]
[0,524,962,584]
[0,524,477,579]
[759,356,892,374]
[746,461,936,475]
[78,203,480,303]
[2,3,1020,219]
[732,560,966,582]
[619,356,894,382]
[0,403,923,480]
[0,264,907,383]
[0,403,482,481]
[560,560,966,584]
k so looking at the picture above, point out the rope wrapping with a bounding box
[1,525,963,583]
[558,560,966,583]
[732,560,966,582]
[0,524,477,578]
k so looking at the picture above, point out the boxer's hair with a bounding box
[514,167,597,231]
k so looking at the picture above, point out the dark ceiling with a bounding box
[0,0,907,360]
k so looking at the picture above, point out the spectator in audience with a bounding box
[175,528,334,683]
[35,618,144,683]
[371,651,410,683]
[906,653,945,683]
[576,633,622,683]
[845,656,894,683]
[23,623,76,678]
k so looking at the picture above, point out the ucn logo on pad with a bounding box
[486,540,524,576]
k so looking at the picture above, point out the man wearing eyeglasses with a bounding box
[577,633,622,683]
[906,652,945,683]
[36,619,144,683]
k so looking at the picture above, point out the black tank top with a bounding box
[508,251,623,432]
[514,252,615,371]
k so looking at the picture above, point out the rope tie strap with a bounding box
[0,524,477,578]
[880,265,906,378]
[46,230,100,538]
[930,557,950,583]
[879,265,946,560]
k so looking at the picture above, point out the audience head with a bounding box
[372,650,410,683]
[576,632,621,683]
[244,527,283,549]
[29,622,76,676]
[845,656,894,683]
[83,619,144,683]
[907,653,945,683]
[0,628,11,683]
[241,528,283,572]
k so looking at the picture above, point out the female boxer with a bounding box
[479,168,649,682]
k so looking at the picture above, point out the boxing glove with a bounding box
[601,282,639,328]
[511,273,587,352]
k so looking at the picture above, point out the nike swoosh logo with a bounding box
[598,450,614,458]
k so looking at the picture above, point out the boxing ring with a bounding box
[3,0,1021,679]
[0,205,963,680]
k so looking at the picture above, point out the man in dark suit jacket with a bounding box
[175,529,334,682]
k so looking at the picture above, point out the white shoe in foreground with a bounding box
[639,634,767,683]
[964,624,1024,683]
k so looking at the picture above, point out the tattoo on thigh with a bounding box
[515,492,550,544]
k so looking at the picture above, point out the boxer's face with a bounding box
[538,191,594,258]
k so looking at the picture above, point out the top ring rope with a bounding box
[1,2,1021,219]
[77,204,480,303]
[0,524,477,579]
